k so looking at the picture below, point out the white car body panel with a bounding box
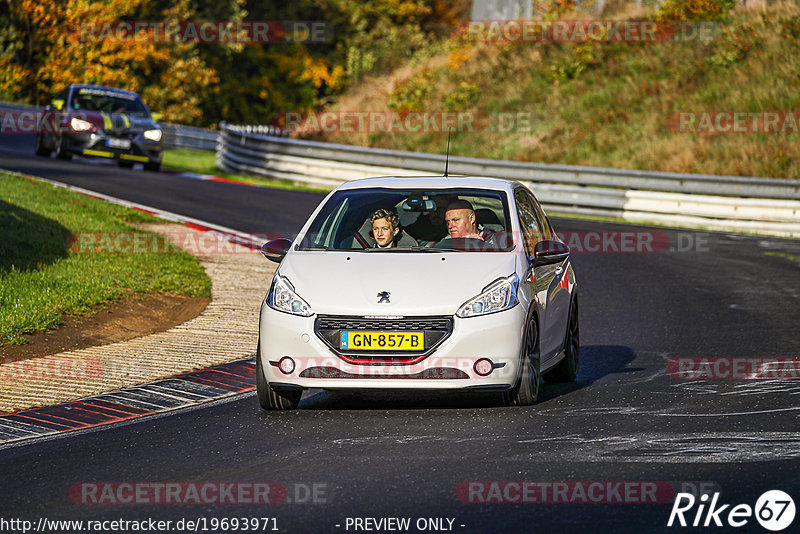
[257,176,577,397]
[279,252,517,316]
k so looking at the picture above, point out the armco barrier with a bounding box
[216,122,800,237]
[2,98,798,237]
[158,122,217,150]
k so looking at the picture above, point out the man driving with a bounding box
[444,200,483,239]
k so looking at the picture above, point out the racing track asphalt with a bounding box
[1,133,800,533]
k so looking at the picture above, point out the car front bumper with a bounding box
[64,132,162,163]
[258,299,526,390]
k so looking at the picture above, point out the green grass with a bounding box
[161,149,330,193]
[0,172,211,345]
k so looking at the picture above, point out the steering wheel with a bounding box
[431,237,488,251]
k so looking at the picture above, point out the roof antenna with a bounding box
[444,128,451,177]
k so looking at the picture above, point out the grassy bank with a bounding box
[0,172,211,345]
[313,2,800,179]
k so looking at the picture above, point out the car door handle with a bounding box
[555,265,563,275]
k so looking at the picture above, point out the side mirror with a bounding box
[151,112,163,122]
[533,240,570,266]
[261,238,292,263]
[52,99,64,111]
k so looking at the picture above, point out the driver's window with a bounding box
[515,190,542,258]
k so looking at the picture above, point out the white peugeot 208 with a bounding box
[257,176,579,409]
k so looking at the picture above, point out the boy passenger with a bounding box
[370,208,400,248]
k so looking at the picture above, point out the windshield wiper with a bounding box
[409,246,461,252]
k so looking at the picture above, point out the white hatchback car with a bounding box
[257,176,579,409]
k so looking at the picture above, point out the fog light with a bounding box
[474,358,494,376]
[278,357,295,375]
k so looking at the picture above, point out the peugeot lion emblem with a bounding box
[377,291,391,304]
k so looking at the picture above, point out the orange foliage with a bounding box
[2,0,217,124]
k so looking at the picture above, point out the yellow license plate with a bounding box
[340,331,423,351]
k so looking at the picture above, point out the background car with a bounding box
[257,176,580,410]
[34,84,163,171]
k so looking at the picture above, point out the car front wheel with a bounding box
[256,342,302,410]
[55,136,72,160]
[501,318,540,406]
[544,297,579,383]
[34,133,51,157]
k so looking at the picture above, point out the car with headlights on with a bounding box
[34,84,163,171]
[257,176,579,409]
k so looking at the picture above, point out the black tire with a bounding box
[144,161,161,172]
[501,318,540,406]
[544,298,580,383]
[118,160,135,169]
[256,343,301,410]
[55,136,72,160]
[34,134,51,157]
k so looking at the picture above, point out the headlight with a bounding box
[267,274,313,317]
[70,117,94,132]
[143,129,162,142]
[456,273,519,318]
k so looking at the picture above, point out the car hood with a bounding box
[278,251,518,316]
[69,110,158,132]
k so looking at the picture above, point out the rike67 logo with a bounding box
[668,490,795,531]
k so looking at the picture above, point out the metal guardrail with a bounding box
[217,123,800,237]
[3,97,797,236]
[158,122,217,150]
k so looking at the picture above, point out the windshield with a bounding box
[299,187,515,252]
[70,88,150,116]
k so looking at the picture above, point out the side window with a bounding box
[528,192,552,240]
[515,190,542,257]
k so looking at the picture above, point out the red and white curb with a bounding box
[0,358,256,448]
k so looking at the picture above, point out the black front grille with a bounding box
[317,317,450,331]
[315,315,452,363]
